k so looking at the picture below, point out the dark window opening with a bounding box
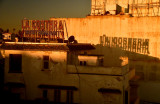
[54,89,61,103]
[79,61,87,66]
[66,90,73,104]
[43,56,49,60]
[125,90,128,104]
[43,90,48,98]
[9,54,22,73]
[84,61,86,66]
[44,62,49,69]
[38,84,77,103]
[43,56,49,69]
[80,61,82,66]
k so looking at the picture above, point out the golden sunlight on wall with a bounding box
[51,16,160,59]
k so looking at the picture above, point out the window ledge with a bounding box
[8,71,22,73]
[41,69,52,72]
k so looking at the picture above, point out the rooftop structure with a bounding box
[0,41,138,104]
[91,0,160,16]
[0,42,95,51]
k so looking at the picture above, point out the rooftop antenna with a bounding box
[64,20,69,41]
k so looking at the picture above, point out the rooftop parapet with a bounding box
[0,42,95,51]
[67,64,129,76]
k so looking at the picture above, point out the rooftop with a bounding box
[0,42,95,51]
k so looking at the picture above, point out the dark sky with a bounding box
[0,0,91,32]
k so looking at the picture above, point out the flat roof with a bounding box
[0,42,95,51]
[67,43,95,51]
[0,42,68,51]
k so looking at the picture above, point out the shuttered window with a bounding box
[9,54,22,73]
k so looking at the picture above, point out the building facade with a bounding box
[1,0,160,103]
[1,42,137,104]
[49,1,160,102]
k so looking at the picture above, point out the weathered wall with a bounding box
[51,15,160,80]
[138,81,160,103]
[51,15,160,59]
[4,50,132,104]
[51,16,160,103]
[51,16,160,79]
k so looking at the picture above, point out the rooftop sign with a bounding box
[22,19,65,42]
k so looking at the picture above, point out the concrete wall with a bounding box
[3,50,133,104]
[51,16,160,59]
[50,16,160,103]
[138,81,160,103]
[4,50,70,100]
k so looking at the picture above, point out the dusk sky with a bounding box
[0,0,91,32]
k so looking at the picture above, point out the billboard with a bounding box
[22,19,65,42]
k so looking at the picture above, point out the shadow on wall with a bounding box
[92,43,160,73]
[2,41,160,103]
[90,43,160,103]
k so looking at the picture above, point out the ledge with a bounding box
[98,88,121,94]
[38,84,78,91]
[67,65,129,76]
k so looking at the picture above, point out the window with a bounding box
[66,90,73,104]
[79,61,87,66]
[80,61,82,66]
[38,84,77,103]
[43,56,49,69]
[54,89,61,103]
[84,61,86,66]
[9,54,22,73]
[125,90,128,104]
[43,90,48,98]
